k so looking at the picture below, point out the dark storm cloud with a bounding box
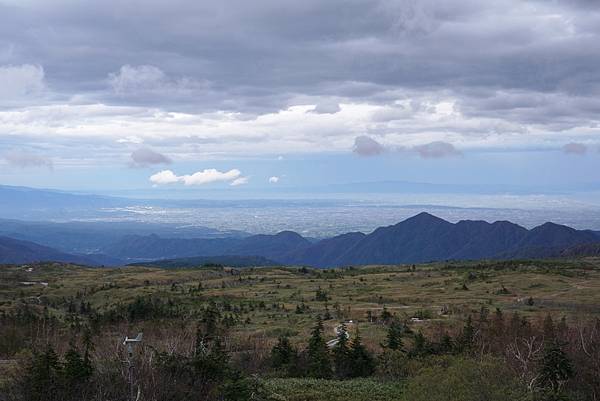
[1,0,599,114]
[1,0,600,156]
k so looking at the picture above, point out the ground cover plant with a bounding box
[1,258,600,400]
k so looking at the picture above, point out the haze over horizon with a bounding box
[1,0,600,199]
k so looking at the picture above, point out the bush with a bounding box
[402,356,529,401]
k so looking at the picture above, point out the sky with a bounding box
[1,0,600,194]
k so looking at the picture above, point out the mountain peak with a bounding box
[403,212,449,224]
[532,222,573,232]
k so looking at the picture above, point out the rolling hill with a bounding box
[0,236,117,266]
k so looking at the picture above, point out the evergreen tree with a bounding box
[25,345,62,401]
[538,341,574,398]
[332,323,351,378]
[410,331,429,357]
[349,328,375,377]
[63,341,92,384]
[270,336,297,371]
[384,320,404,351]
[456,315,475,353]
[307,316,332,378]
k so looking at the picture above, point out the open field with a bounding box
[2,258,600,401]
[2,258,600,349]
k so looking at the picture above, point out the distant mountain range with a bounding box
[0,236,118,266]
[0,218,247,255]
[2,212,600,267]
[285,213,600,266]
[100,212,600,266]
[102,231,311,262]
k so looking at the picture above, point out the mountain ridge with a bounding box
[3,212,600,267]
[101,212,600,267]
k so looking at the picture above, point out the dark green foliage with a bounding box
[455,315,475,353]
[23,345,62,401]
[332,323,352,378]
[403,356,529,401]
[538,341,574,398]
[348,329,375,378]
[380,307,393,324]
[62,342,93,385]
[384,320,404,351]
[19,336,94,401]
[221,371,269,401]
[410,331,430,358]
[315,287,328,302]
[307,316,332,379]
[270,336,299,376]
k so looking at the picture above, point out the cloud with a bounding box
[149,170,180,184]
[117,136,144,144]
[130,148,172,167]
[310,100,341,114]
[149,168,246,186]
[353,135,386,156]
[0,64,45,102]
[109,65,167,94]
[3,151,53,169]
[562,142,587,155]
[108,65,205,98]
[230,177,249,186]
[3,1,600,169]
[268,176,280,183]
[414,141,461,159]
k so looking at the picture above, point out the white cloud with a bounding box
[0,64,45,102]
[149,169,180,184]
[150,168,246,186]
[182,169,242,185]
[230,176,249,186]
[117,136,144,144]
[268,176,280,183]
[1,98,599,164]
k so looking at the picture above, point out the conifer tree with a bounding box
[385,320,404,351]
[349,327,375,377]
[538,340,574,398]
[456,315,475,353]
[410,330,429,357]
[63,341,90,384]
[307,316,332,378]
[270,336,297,370]
[25,345,61,401]
[332,323,351,378]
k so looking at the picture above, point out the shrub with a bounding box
[402,356,529,401]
